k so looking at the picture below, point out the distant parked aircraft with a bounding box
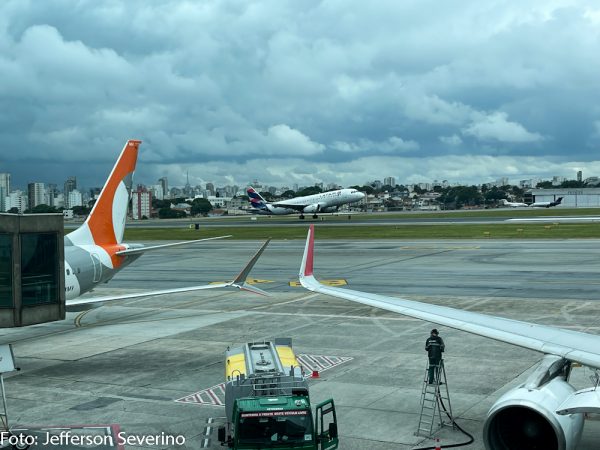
[529,197,563,208]
[500,199,528,208]
[500,197,563,208]
[247,187,365,219]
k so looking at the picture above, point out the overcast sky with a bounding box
[1,0,600,190]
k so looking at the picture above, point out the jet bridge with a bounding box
[0,213,65,327]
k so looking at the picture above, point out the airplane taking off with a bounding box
[500,197,563,208]
[63,140,268,306]
[246,186,365,219]
[299,225,600,450]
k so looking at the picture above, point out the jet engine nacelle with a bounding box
[483,377,584,450]
[303,203,326,214]
[320,206,339,213]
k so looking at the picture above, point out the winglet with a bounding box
[300,225,315,278]
[229,239,271,295]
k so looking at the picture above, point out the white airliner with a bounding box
[299,225,599,450]
[500,199,529,208]
[63,140,268,307]
[246,187,365,219]
[500,197,563,208]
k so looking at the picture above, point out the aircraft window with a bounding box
[66,269,70,275]
[20,233,59,305]
[0,234,12,307]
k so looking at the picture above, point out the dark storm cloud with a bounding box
[1,0,600,188]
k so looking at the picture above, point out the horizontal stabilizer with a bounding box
[115,235,232,256]
[67,239,271,306]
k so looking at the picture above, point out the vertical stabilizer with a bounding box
[247,186,268,211]
[67,140,140,247]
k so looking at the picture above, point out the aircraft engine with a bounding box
[303,203,326,213]
[483,377,583,450]
[320,206,339,213]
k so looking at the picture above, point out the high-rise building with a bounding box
[158,177,169,198]
[150,184,164,200]
[0,173,9,212]
[132,188,152,219]
[384,177,396,188]
[46,183,58,207]
[64,176,77,198]
[577,171,583,182]
[67,190,83,208]
[205,182,215,196]
[27,182,46,210]
[6,190,28,213]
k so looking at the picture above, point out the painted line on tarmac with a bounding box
[289,279,347,287]
[210,278,274,285]
[175,354,353,407]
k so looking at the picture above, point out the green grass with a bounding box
[124,223,600,240]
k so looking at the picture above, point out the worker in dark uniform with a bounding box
[425,329,445,384]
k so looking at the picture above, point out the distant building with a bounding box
[64,176,77,198]
[6,190,28,213]
[150,184,164,200]
[67,190,83,208]
[0,173,10,212]
[132,188,152,219]
[577,171,583,182]
[158,177,169,198]
[47,184,58,207]
[552,176,567,186]
[27,182,46,210]
[384,177,396,188]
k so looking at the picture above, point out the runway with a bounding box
[1,239,600,449]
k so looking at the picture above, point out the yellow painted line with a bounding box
[74,309,92,328]
[210,279,274,285]
[289,279,347,287]
[399,246,480,250]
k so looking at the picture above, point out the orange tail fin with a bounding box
[67,140,140,247]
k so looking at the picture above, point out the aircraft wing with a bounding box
[68,239,271,306]
[270,202,307,212]
[115,235,232,256]
[299,225,600,369]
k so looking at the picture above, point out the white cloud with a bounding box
[462,112,544,143]
[439,135,463,146]
[332,136,419,153]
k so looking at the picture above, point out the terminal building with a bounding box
[525,188,600,207]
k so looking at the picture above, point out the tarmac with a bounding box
[1,238,600,449]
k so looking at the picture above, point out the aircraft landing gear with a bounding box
[299,215,305,219]
[312,214,318,219]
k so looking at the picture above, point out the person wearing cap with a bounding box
[425,328,445,384]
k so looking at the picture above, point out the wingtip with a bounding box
[301,225,315,277]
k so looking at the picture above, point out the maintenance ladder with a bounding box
[415,359,455,438]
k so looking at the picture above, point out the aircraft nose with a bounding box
[358,192,365,199]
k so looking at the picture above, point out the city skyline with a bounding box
[1,2,600,189]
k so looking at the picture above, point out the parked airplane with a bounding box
[499,199,528,208]
[299,224,599,450]
[246,187,365,219]
[500,197,563,208]
[530,196,563,208]
[64,140,268,306]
